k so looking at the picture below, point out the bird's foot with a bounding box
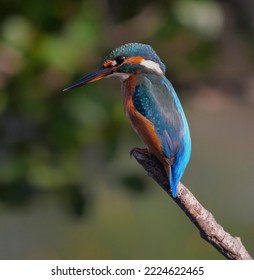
[130,147,151,158]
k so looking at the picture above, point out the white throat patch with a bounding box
[140,60,164,75]
[106,72,130,81]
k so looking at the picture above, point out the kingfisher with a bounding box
[64,43,191,197]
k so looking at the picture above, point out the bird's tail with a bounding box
[169,166,179,198]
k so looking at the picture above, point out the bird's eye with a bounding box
[115,56,125,65]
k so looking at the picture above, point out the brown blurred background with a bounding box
[0,0,253,259]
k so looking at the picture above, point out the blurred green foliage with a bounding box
[0,0,253,259]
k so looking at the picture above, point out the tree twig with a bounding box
[131,148,253,260]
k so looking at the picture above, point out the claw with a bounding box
[130,147,150,158]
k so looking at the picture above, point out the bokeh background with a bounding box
[0,0,253,259]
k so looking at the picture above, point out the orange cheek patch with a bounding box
[125,56,144,64]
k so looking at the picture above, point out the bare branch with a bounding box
[132,148,253,260]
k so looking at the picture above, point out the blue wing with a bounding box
[132,74,191,197]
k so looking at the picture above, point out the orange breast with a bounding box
[122,75,165,162]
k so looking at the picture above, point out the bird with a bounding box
[63,43,191,197]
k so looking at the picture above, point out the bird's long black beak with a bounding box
[63,67,114,92]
